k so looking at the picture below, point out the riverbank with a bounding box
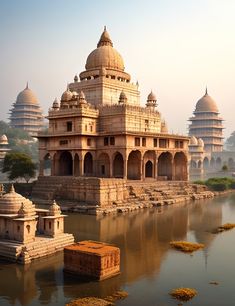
[33,181,215,215]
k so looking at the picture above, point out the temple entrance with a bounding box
[158,152,172,180]
[145,161,153,177]
[174,152,187,180]
[74,154,80,176]
[84,152,93,176]
[43,153,51,176]
[97,153,110,177]
[127,150,141,180]
[58,151,73,176]
[113,152,124,178]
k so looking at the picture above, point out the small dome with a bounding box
[195,89,218,113]
[85,28,124,71]
[0,185,35,215]
[0,134,8,145]
[49,200,61,216]
[52,98,59,109]
[190,136,198,145]
[16,83,38,105]
[119,90,127,104]
[198,138,204,147]
[147,91,157,101]
[78,91,87,105]
[61,87,73,101]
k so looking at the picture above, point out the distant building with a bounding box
[0,135,10,160]
[188,89,224,153]
[9,83,44,136]
[0,185,74,264]
[188,91,235,177]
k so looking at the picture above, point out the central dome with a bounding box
[85,27,124,71]
[195,89,218,113]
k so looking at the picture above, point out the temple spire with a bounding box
[97,26,113,47]
[26,81,29,89]
[205,86,208,95]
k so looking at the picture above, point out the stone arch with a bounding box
[203,157,209,169]
[74,153,80,176]
[158,152,173,180]
[228,157,235,169]
[174,152,188,180]
[145,161,153,177]
[43,153,51,176]
[143,150,156,178]
[190,160,197,168]
[84,152,93,176]
[58,151,73,176]
[216,157,222,169]
[97,153,110,177]
[113,152,124,178]
[127,150,141,180]
[210,157,215,168]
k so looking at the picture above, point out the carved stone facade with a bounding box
[37,28,189,185]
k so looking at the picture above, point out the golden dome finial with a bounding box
[205,86,208,95]
[97,27,113,47]
[10,184,15,193]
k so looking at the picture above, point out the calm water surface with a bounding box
[1,194,235,306]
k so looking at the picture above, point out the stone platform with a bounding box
[0,233,74,264]
[64,241,120,280]
[32,176,214,215]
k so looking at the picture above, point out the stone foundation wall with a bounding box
[33,176,128,207]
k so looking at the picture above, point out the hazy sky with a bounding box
[1,0,235,138]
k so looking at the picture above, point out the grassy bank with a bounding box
[194,177,235,191]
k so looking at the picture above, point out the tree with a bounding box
[2,153,36,183]
[226,131,235,151]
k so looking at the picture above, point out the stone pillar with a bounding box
[140,159,143,180]
[79,159,84,176]
[142,159,145,180]
[171,159,175,181]
[123,159,128,179]
[155,160,158,179]
[110,159,113,178]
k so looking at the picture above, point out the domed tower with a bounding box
[9,83,44,136]
[69,27,140,106]
[188,89,224,152]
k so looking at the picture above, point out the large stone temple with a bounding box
[34,28,190,209]
[9,83,44,136]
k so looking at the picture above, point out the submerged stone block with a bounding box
[64,240,120,281]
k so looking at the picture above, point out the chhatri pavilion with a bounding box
[34,28,190,208]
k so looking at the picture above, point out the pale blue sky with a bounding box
[1,0,235,138]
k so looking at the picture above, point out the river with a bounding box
[0,194,235,306]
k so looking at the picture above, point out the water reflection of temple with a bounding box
[0,253,62,305]
[0,198,224,305]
